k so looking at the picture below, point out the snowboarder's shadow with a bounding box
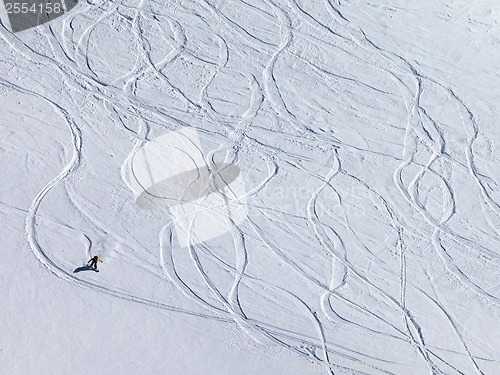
[73,265,96,273]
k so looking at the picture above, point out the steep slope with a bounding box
[1,1,499,374]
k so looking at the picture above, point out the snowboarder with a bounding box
[87,255,102,271]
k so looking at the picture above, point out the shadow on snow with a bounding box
[73,265,96,273]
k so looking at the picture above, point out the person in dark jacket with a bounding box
[87,255,102,271]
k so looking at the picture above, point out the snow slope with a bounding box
[1,0,499,374]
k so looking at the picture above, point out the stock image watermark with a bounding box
[3,0,78,32]
[254,184,373,218]
[124,127,379,247]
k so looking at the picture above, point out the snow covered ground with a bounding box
[1,1,499,374]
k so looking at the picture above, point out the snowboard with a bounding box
[86,265,99,272]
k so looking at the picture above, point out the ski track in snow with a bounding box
[1,0,499,373]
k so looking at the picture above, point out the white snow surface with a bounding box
[1,1,500,374]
